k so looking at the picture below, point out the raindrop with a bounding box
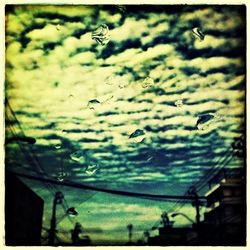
[214,112,223,121]
[56,172,67,182]
[129,129,146,143]
[54,81,59,87]
[141,77,154,88]
[70,151,85,162]
[196,114,215,130]
[61,129,67,134]
[91,24,110,46]
[103,95,114,103]
[192,27,205,41]
[146,156,154,162]
[55,144,62,149]
[231,137,244,151]
[105,75,115,85]
[67,207,78,216]
[116,5,126,12]
[85,164,99,175]
[56,24,61,31]
[174,99,183,107]
[87,99,101,110]
[119,83,127,89]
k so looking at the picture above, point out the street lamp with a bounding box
[171,212,195,224]
[48,192,78,245]
[6,136,36,145]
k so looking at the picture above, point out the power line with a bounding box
[5,98,92,228]
[194,149,233,191]
[196,154,234,193]
[167,147,234,213]
[9,170,206,202]
[6,112,57,196]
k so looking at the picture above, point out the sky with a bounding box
[5,4,246,245]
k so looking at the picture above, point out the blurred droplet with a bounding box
[214,112,223,121]
[56,24,61,31]
[175,99,183,107]
[67,207,78,216]
[116,5,126,12]
[61,129,67,134]
[56,172,67,182]
[129,129,145,138]
[141,77,154,88]
[85,164,99,175]
[129,129,146,143]
[105,75,115,85]
[232,137,244,151]
[70,151,84,162]
[146,156,154,162]
[192,27,205,41]
[103,95,114,103]
[119,81,127,89]
[87,99,101,110]
[54,81,59,87]
[91,24,110,46]
[55,144,62,149]
[196,114,215,130]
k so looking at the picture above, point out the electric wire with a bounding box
[8,170,207,201]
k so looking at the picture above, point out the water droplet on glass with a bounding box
[129,129,146,143]
[105,75,115,85]
[85,164,99,175]
[70,151,85,162]
[192,27,205,41]
[91,24,110,46]
[175,99,183,107]
[87,99,101,110]
[214,112,223,121]
[56,24,61,31]
[56,172,67,182]
[129,129,145,138]
[119,82,127,89]
[116,5,126,12]
[141,77,154,88]
[196,114,214,130]
[146,156,154,162]
[55,144,62,149]
[54,81,59,87]
[103,95,114,103]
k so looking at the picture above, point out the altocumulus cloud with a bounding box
[5,4,245,245]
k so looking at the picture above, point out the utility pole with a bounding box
[188,186,201,225]
[193,193,200,225]
[127,224,133,243]
[48,192,64,245]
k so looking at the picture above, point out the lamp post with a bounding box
[48,192,64,245]
[48,191,78,245]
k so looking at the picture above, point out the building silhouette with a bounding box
[201,177,246,245]
[5,171,44,245]
[146,175,246,246]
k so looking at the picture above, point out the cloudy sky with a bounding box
[5,4,245,245]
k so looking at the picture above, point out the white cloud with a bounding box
[126,44,175,67]
[68,51,97,65]
[26,24,65,42]
[110,17,149,42]
[189,57,243,72]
